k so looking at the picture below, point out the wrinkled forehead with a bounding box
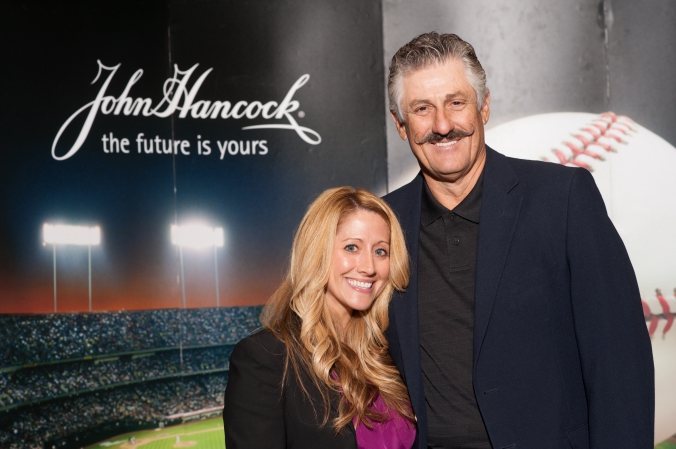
[400,59,475,98]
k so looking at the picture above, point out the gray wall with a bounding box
[383,0,676,190]
[609,1,676,145]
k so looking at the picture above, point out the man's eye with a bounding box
[345,244,358,252]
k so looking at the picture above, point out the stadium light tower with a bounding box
[170,224,224,308]
[43,223,101,313]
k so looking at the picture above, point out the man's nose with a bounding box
[432,107,453,136]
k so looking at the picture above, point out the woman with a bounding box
[223,187,416,449]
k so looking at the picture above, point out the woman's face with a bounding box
[325,209,391,329]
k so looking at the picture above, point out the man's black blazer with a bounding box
[383,146,654,449]
[223,329,357,449]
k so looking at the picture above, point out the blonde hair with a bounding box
[260,186,415,431]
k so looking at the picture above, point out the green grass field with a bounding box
[656,439,676,449]
[85,416,674,449]
[87,417,225,449]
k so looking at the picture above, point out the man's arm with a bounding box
[566,168,654,448]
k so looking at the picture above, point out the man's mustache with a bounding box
[414,126,474,145]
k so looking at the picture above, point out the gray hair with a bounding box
[388,32,489,123]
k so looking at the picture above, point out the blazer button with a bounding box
[453,238,460,245]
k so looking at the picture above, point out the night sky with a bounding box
[0,0,387,313]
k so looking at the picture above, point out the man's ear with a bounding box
[390,110,408,140]
[480,92,491,125]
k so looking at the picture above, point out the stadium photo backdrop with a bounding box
[0,1,386,448]
[2,1,674,448]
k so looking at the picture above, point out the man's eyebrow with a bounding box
[407,91,466,108]
[444,92,466,101]
[407,99,432,108]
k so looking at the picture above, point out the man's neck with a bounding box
[423,150,486,211]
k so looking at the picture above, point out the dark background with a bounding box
[0,0,387,313]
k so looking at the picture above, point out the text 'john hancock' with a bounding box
[52,60,321,161]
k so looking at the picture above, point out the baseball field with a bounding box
[84,416,676,449]
[86,418,226,449]
[656,437,676,449]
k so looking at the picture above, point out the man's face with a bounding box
[392,58,490,183]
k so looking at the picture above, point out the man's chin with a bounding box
[427,157,470,176]
[423,167,468,183]
[424,158,485,183]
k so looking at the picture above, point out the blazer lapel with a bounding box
[473,147,522,369]
[386,174,427,427]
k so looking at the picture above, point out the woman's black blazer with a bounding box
[223,329,357,449]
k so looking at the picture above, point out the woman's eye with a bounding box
[374,248,388,257]
[345,244,358,252]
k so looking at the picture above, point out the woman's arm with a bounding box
[224,331,287,449]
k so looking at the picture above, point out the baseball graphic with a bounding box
[485,112,676,444]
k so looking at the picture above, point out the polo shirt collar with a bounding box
[420,171,484,226]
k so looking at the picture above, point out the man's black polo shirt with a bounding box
[418,172,491,449]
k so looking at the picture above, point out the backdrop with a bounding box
[0,1,386,448]
[0,0,387,313]
[1,0,674,448]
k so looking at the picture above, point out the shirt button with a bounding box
[449,213,456,220]
[453,238,460,245]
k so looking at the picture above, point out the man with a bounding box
[383,32,654,449]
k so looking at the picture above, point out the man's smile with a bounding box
[432,139,460,147]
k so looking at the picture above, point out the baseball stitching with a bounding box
[536,112,674,337]
[644,289,676,337]
[544,111,635,171]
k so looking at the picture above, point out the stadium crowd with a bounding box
[0,305,260,448]
[0,374,228,449]
[0,346,234,407]
[0,306,262,367]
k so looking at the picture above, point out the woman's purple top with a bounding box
[354,394,416,449]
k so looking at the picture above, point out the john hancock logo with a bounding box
[52,61,321,161]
